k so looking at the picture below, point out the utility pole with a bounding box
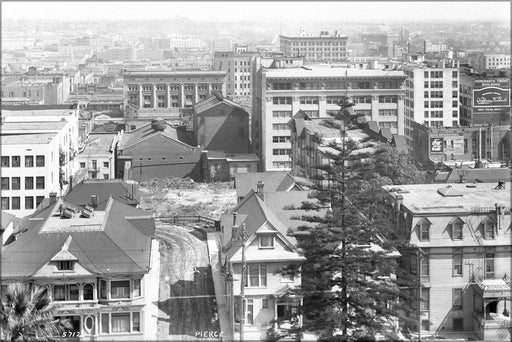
[417,248,424,342]
[240,223,246,342]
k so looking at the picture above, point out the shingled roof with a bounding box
[1,197,155,279]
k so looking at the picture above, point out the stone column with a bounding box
[152,84,157,109]
[180,84,185,108]
[139,85,143,108]
[208,83,212,96]
[318,96,326,118]
[371,95,379,122]
[194,83,199,103]
[167,84,171,109]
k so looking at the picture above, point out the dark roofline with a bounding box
[279,34,348,40]
[1,103,79,110]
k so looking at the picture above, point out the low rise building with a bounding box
[123,69,226,119]
[0,195,159,340]
[384,182,511,341]
[78,133,117,180]
[410,122,510,169]
[114,120,201,182]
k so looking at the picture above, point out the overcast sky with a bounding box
[2,1,510,22]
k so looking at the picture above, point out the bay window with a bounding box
[111,313,130,333]
[101,312,142,334]
[111,280,130,299]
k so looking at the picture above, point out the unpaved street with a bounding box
[156,222,220,340]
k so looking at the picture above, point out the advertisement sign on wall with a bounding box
[473,78,510,113]
[430,138,444,155]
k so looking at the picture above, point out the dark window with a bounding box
[103,162,109,168]
[25,177,34,190]
[25,156,34,167]
[53,285,66,301]
[83,284,94,300]
[11,197,20,210]
[58,261,72,270]
[11,177,20,190]
[1,177,9,190]
[25,196,34,209]
[1,197,9,210]
[80,162,85,168]
[101,313,109,333]
[36,155,45,167]
[1,156,9,167]
[453,248,463,276]
[36,177,45,189]
[452,289,463,310]
[36,196,44,207]
[12,156,20,167]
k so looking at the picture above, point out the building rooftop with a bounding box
[80,133,116,156]
[63,179,140,210]
[193,94,246,114]
[1,197,154,278]
[234,171,303,199]
[118,121,193,151]
[1,121,68,132]
[1,133,57,145]
[264,65,406,79]
[383,182,510,214]
[123,70,226,77]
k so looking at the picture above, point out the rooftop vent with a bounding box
[61,206,74,219]
[494,181,506,190]
[437,185,463,197]
[151,118,166,131]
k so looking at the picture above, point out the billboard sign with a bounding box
[472,78,510,113]
[430,138,444,155]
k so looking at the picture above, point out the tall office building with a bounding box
[403,62,460,147]
[253,64,406,171]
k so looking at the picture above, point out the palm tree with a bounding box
[0,283,71,341]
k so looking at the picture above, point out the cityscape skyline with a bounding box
[2,1,511,22]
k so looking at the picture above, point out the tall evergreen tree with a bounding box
[289,104,421,341]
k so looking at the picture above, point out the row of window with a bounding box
[1,176,45,190]
[272,161,290,169]
[1,155,45,168]
[417,220,496,241]
[378,109,398,116]
[129,84,212,92]
[424,100,458,108]
[273,136,291,143]
[1,196,44,210]
[242,264,294,288]
[424,81,458,88]
[423,70,457,78]
[273,149,291,156]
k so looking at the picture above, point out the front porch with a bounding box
[472,278,511,341]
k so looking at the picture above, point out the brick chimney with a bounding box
[256,181,264,201]
[90,195,98,209]
[49,192,57,204]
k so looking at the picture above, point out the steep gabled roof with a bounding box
[193,94,246,115]
[118,121,193,151]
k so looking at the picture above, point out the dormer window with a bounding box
[450,219,464,240]
[58,260,73,271]
[259,234,274,248]
[417,219,431,241]
[483,219,496,240]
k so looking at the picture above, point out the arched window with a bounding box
[83,283,94,300]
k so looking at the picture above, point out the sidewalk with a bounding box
[207,232,233,342]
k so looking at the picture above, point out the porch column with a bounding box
[273,295,278,329]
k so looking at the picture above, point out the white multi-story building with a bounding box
[0,105,80,217]
[253,65,406,171]
[402,62,460,147]
[279,31,348,63]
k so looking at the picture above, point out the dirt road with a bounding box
[156,222,220,340]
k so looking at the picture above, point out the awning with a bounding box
[475,279,511,299]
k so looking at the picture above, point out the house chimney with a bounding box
[91,195,98,208]
[232,212,238,227]
[395,194,403,213]
[49,192,57,204]
[256,181,264,200]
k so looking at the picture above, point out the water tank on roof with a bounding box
[151,118,166,131]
